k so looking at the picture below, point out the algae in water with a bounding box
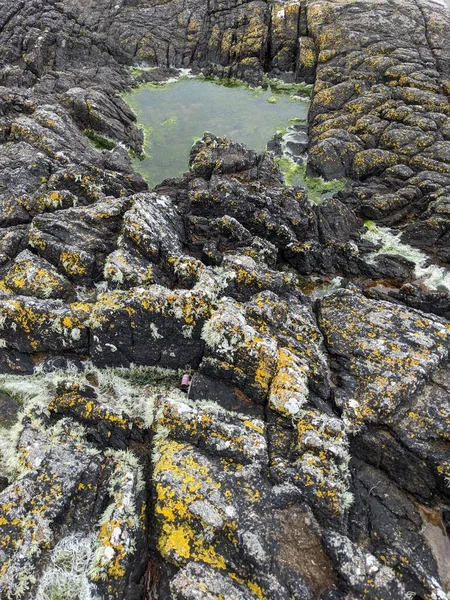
[124,78,309,188]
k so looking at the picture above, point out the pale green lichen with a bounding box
[35,533,100,600]
[0,375,56,480]
[60,365,184,429]
[0,366,184,479]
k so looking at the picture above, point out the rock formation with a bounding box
[0,0,449,599]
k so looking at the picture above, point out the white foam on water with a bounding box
[363,225,450,292]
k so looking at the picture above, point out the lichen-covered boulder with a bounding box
[29,199,128,281]
[0,416,106,598]
[103,247,157,289]
[89,286,213,369]
[318,287,450,430]
[1,250,72,300]
[0,295,88,354]
[151,393,331,599]
[122,193,184,262]
[201,298,279,403]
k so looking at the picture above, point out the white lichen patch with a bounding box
[83,364,183,428]
[0,374,53,409]
[294,409,353,516]
[89,449,144,581]
[202,298,258,358]
[35,533,101,600]
[0,366,183,481]
[0,375,55,480]
[326,531,408,595]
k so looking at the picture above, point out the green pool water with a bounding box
[124,78,310,188]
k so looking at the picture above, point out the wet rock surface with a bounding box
[0,0,450,599]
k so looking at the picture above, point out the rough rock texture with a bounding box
[0,0,450,599]
[306,0,450,262]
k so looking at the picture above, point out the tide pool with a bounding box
[124,78,310,189]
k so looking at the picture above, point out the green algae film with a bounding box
[275,157,347,203]
[124,78,309,188]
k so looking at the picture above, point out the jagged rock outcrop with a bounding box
[0,0,450,599]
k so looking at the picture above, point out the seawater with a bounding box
[124,78,309,188]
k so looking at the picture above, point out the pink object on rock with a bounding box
[181,374,191,391]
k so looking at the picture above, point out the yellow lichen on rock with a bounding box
[153,439,227,569]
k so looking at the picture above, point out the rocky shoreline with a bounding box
[0,1,449,599]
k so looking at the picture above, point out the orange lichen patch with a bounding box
[294,407,351,516]
[253,335,277,393]
[17,190,75,215]
[104,250,154,287]
[153,439,227,570]
[60,249,88,277]
[228,567,266,598]
[90,287,213,337]
[28,225,48,251]
[216,5,267,58]
[96,519,127,578]
[269,348,309,417]
[242,420,264,435]
[0,297,86,351]
[272,2,301,43]
[156,401,201,438]
[202,301,279,401]
[10,122,57,157]
[139,501,147,528]
[298,36,317,70]
[353,149,398,178]
[247,580,264,599]
[166,288,214,333]
[90,455,143,583]
[246,291,328,394]
[167,255,204,281]
[70,301,94,323]
[2,256,69,299]
[48,384,136,430]
[88,291,129,326]
[154,397,265,466]
[436,462,450,482]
